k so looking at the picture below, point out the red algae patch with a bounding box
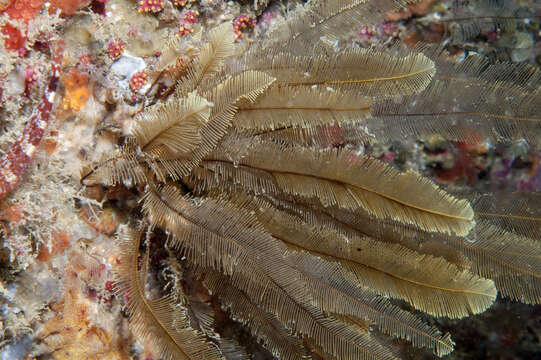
[1,23,26,55]
[1,0,44,23]
[49,0,91,16]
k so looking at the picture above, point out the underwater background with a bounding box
[0,0,540,359]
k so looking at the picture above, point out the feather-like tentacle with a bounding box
[236,194,497,318]
[112,227,223,360]
[203,270,311,360]
[263,0,420,49]
[132,92,212,158]
[236,48,435,97]
[141,185,455,357]
[203,136,474,236]
[370,53,541,143]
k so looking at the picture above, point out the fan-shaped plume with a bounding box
[157,71,275,180]
[263,0,419,49]
[197,23,235,76]
[154,34,200,74]
[448,221,541,304]
[112,227,223,360]
[370,52,541,143]
[251,121,374,148]
[285,251,455,357]
[142,186,397,359]
[473,192,541,240]
[203,270,310,360]
[179,22,236,93]
[80,137,147,186]
[141,184,455,357]
[294,192,541,306]
[216,338,251,360]
[239,48,435,97]
[259,192,475,271]
[238,193,497,318]
[132,92,212,158]
[233,86,372,134]
[84,71,275,184]
[204,136,474,236]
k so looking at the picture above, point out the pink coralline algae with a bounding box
[357,25,375,39]
[24,66,39,96]
[233,14,256,40]
[183,10,198,24]
[107,39,125,60]
[138,0,162,13]
[380,23,399,38]
[78,52,93,67]
[130,71,148,91]
[176,23,193,37]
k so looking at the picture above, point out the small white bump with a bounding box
[23,142,36,157]
[38,120,47,129]
[47,92,56,103]
[1,169,18,184]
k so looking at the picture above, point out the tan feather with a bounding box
[149,71,276,180]
[241,194,497,318]
[285,251,455,357]
[154,35,200,74]
[204,136,474,236]
[112,227,223,360]
[79,1,541,357]
[203,270,310,360]
[241,48,435,97]
[448,221,541,304]
[179,22,236,93]
[132,92,212,158]
[473,192,541,240]
[248,121,374,148]
[80,137,148,187]
[370,53,541,143]
[263,0,418,49]
[233,86,372,133]
[292,197,541,306]
[141,184,454,357]
[141,185,401,359]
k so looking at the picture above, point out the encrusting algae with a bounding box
[61,68,90,112]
